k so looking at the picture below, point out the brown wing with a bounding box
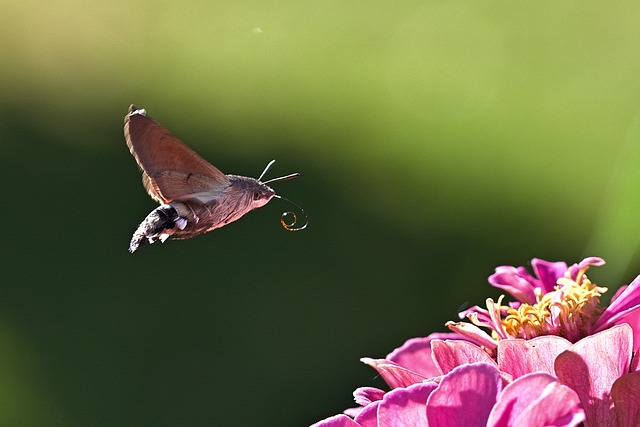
[124,105,229,203]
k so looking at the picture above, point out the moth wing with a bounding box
[124,105,229,203]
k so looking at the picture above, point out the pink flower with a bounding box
[310,257,640,426]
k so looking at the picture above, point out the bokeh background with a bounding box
[3,1,640,425]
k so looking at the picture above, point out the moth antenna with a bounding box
[258,159,277,182]
[259,159,301,184]
[274,195,308,231]
[262,173,300,185]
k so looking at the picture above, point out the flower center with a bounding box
[500,265,607,341]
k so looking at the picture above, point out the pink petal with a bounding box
[567,257,605,279]
[426,362,502,427]
[488,372,555,427]
[498,336,572,378]
[623,311,640,351]
[376,382,436,427]
[431,339,496,374]
[343,407,361,418]
[489,266,538,304]
[485,298,511,340]
[530,258,568,293]
[555,324,633,427]
[387,334,463,378]
[458,305,491,323]
[353,401,380,427]
[611,372,640,427]
[488,372,584,427]
[353,387,385,406]
[594,276,640,330]
[580,257,606,267]
[445,321,499,351]
[360,358,426,389]
[611,285,628,304]
[514,381,584,427]
[310,414,361,427]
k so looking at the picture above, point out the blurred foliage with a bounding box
[2,0,640,425]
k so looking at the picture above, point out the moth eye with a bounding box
[253,191,261,200]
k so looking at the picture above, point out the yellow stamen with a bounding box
[499,266,607,341]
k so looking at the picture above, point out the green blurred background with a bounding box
[3,1,640,425]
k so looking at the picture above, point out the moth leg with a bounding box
[129,204,187,253]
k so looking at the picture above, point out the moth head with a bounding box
[244,159,293,209]
[250,183,277,209]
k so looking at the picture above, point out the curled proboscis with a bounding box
[275,195,308,231]
[281,211,307,231]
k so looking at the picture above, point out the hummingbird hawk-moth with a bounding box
[124,105,306,253]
